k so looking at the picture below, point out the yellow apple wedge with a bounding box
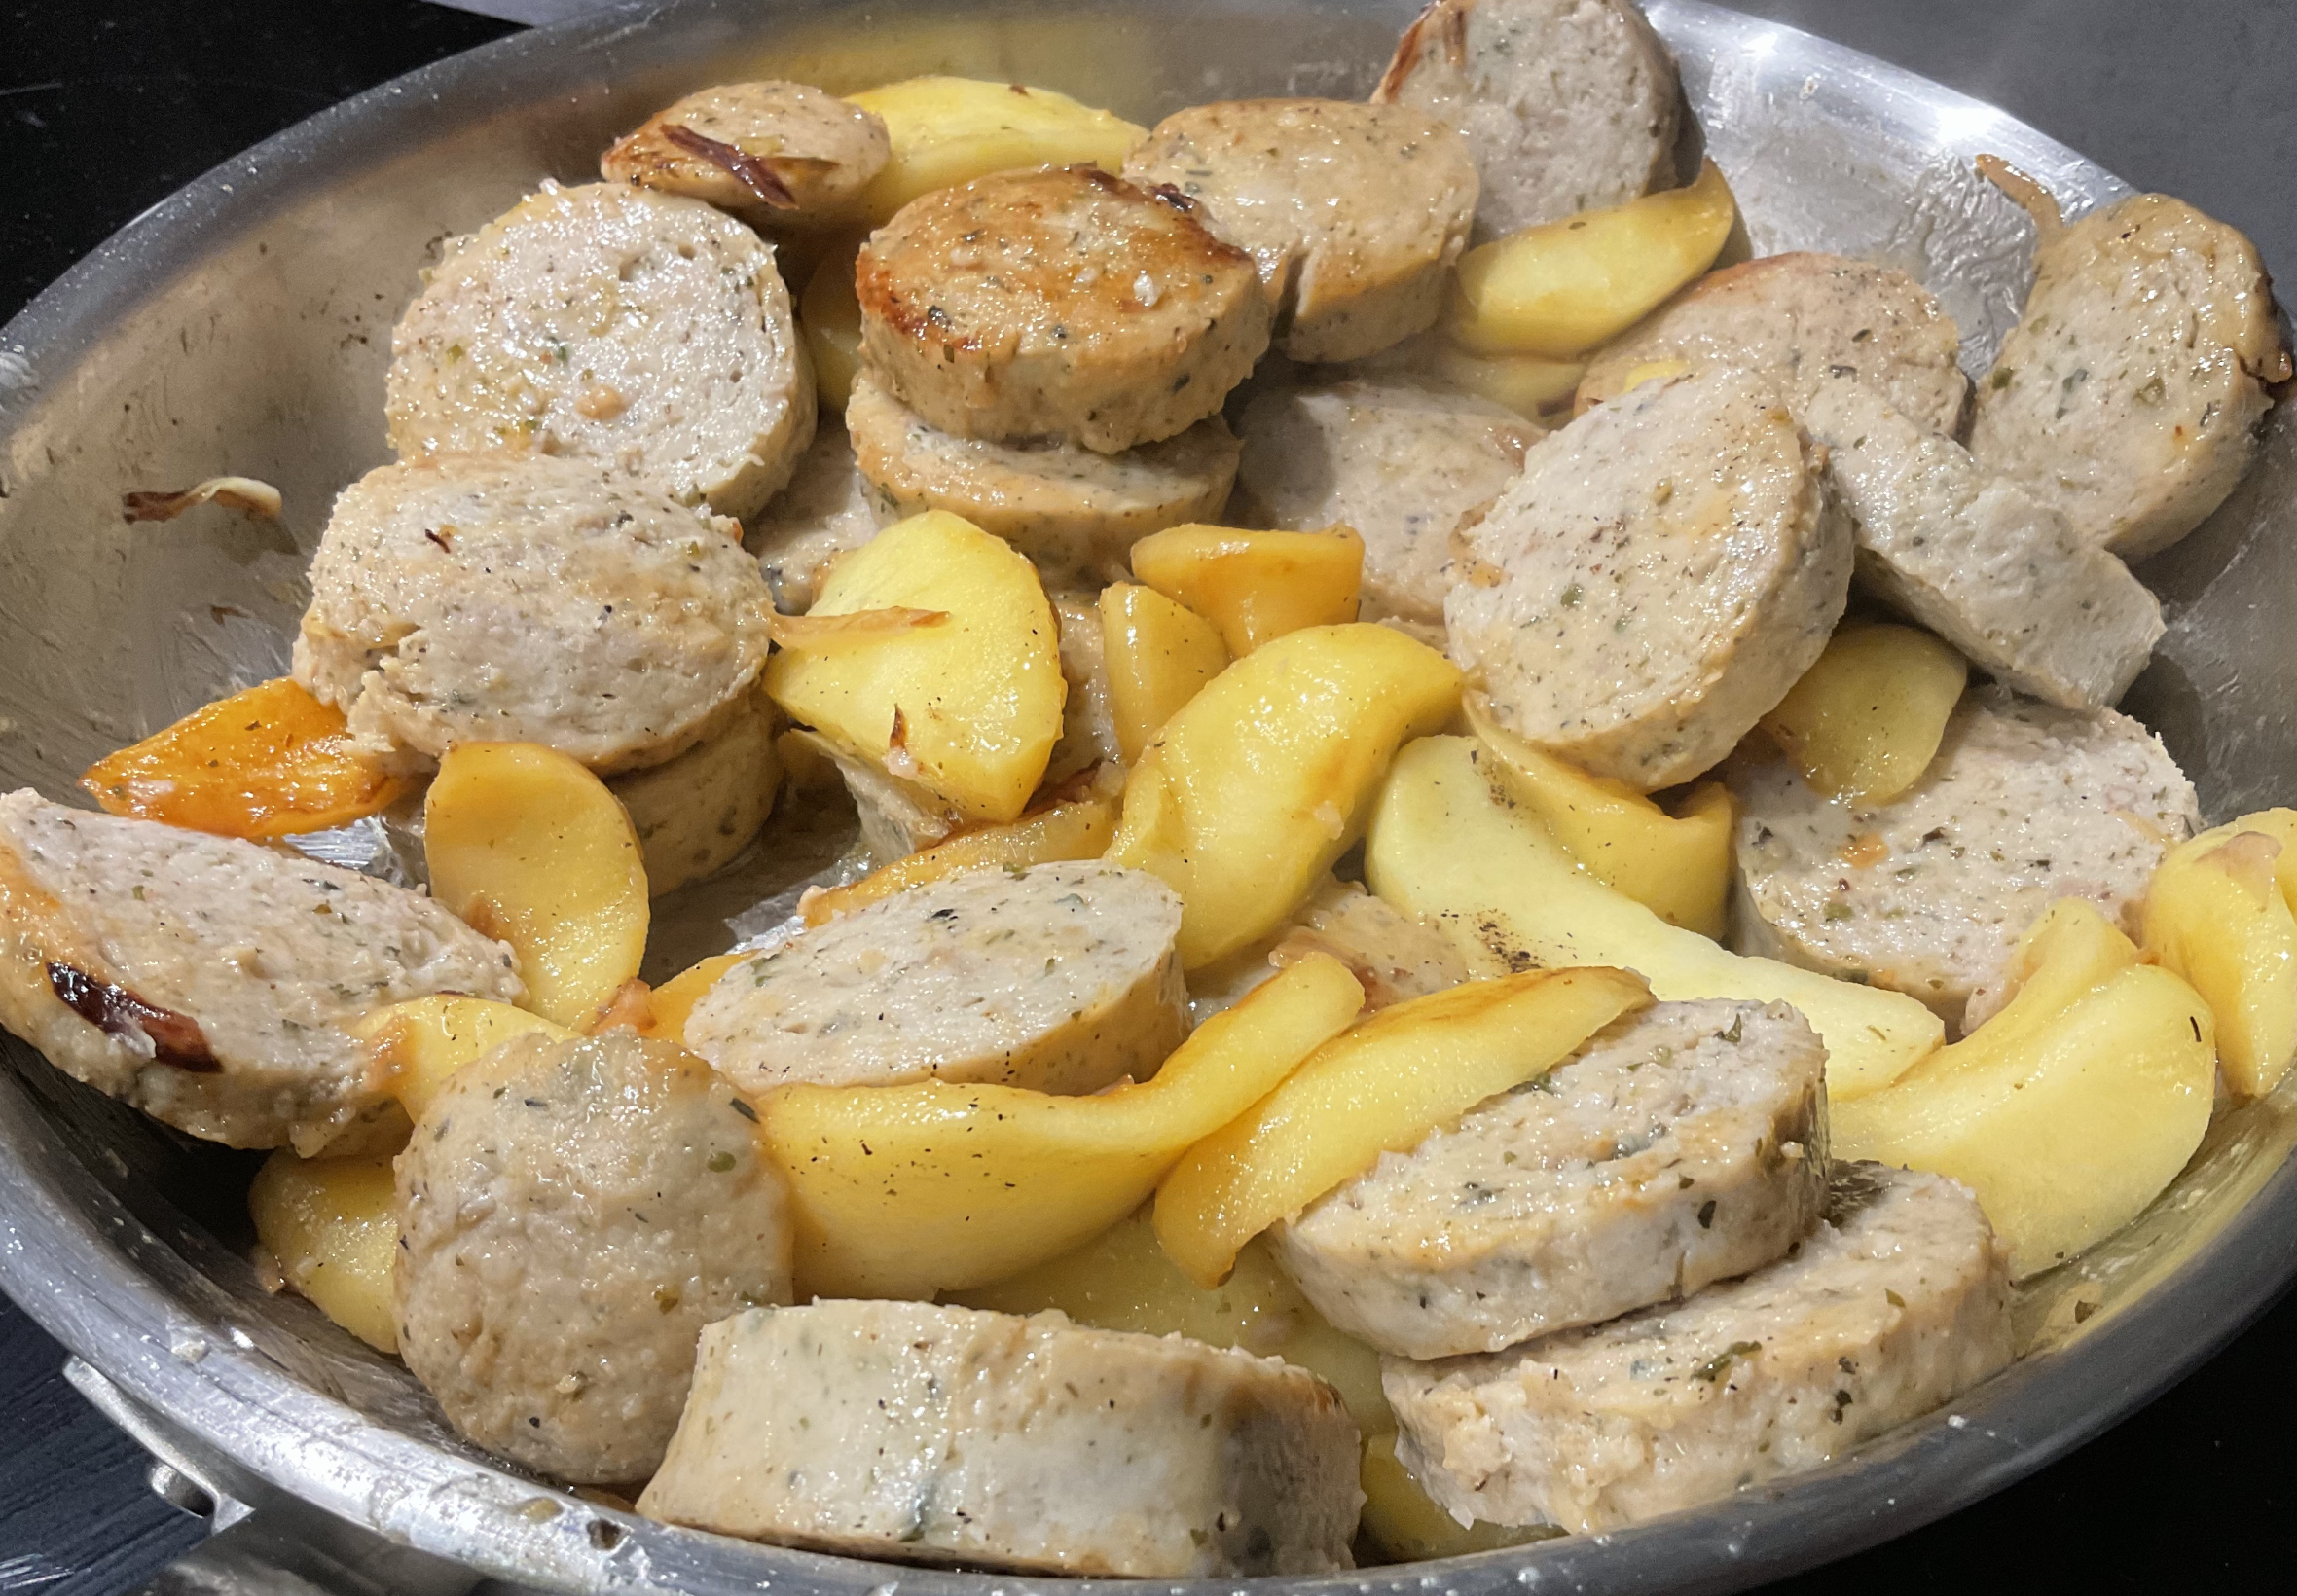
[1466,694,1732,937]
[639,952,747,1047]
[2142,810,2297,1100]
[1758,622,1969,805]
[1111,623,1461,968]
[1128,525,1364,657]
[423,741,649,1031]
[764,509,1066,825]
[758,952,1367,1299]
[846,76,1147,223]
[1365,736,1945,1099]
[1444,159,1738,358]
[355,995,572,1121]
[247,1148,402,1354]
[1836,899,2214,1278]
[1099,582,1230,762]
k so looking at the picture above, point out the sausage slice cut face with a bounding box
[857,164,1270,454]
[637,1299,1362,1577]
[748,417,881,613]
[1124,99,1480,363]
[1805,380,2163,711]
[1374,0,1682,239]
[385,181,815,519]
[394,1031,793,1487]
[1384,1162,2014,1536]
[293,453,774,775]
[1971,192,2288,562]
[601,80,891,227]
[846,369,1240,585]
[683,859,1188,1094]
[1271,998,1829,1360]
[1576,252,1970,437]
[1233,376,1538,624]
[1446,367,1851,791]
[0,793,519,1154]
[1729,685,2200,1032]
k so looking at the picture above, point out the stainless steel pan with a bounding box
[3,2,2294,1591]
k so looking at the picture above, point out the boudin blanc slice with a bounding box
[600,80,890,228]
[637,1299,1363,1577]
[1045,591,1124,785]
[605,687,780,897]
[292,453,774,775]
[1123,99,1479,364]
[1803,380,2162,710]
[1577,253,1970,437]
[1271,999,1829,1360]
[0,792,520,1155]
[1385,1163,2013,1536]
[1971,192,2289,562]
[1373,0,1681,239]
[683,860,1188,1095]
[395,1031,793,1486]
[846,369,1240,584]
[1186,875,1470,1026]
[1445,367,1852,790]
[385,180,815,519]
[1730,685,2200,1032]
[856,164,1269,453]
[748,417,880,613]
[1232,377,1537,624]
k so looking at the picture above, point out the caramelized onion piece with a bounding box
[47,961,216,1070]
[122,476,283,523]
[1975,153,2063,241]
[767,606,948,647]
[662,125,799,209]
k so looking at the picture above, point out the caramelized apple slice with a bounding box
[81,678,407,840]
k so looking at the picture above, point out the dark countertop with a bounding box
[3,2,2295,1592]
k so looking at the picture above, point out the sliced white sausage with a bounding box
[395,1031,793,1486]
[293,453,774,775]
[601,80,890,229]
[749,417,880,613]
[637,1300,1362,1577]
[1045,591,1124,785]
[385,181,815,518]
[1373,0,1681,238]
[1803,381,2163,710]
[683,860,1187,1095]
[1123,99,1479,363]
[1729,685,2199,1032]
[1272,999,1828,1360]
[1232,376,1537,624]
[0,792,520,1155]
[606,687,780,896]
[1972,193,2288,562]
[1446,367,1851,790]
[856,165,1269,453]
[1384,1163,2012,1534]
[1578,253,1970,437]
[846,369,1240,584]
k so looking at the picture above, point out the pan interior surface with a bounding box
[0,2,2292,1593]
